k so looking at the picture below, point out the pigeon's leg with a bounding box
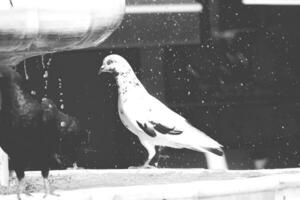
[43,178,60,198]
[15,170,32,200]
[128,141,156,169]
[17,178,32,200]
[155,147,169,167]
[141,141,156,168]
[41,168,60,198]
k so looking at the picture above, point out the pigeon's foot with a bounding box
[17,179,32,200]
[17,191,32,200]
[43,178,60,198]
[43,190,60,199]
[128,166,139,169]
[128,164,156,169]
[142,164,156,169]
[24,191,32,196]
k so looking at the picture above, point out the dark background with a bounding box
[15,0,300,169]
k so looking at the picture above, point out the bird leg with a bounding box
[15,169,31,200]
[43,178,60,198]
[17,178,32,200]
[129,142,156,169]
[154,147,169,167]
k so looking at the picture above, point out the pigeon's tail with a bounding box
[184,126,224,156]
[204,147,224,156]
[188,145,224,156]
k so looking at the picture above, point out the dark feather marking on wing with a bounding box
[136,121,156,137]
[149,121,183,135]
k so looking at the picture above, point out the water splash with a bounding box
[41,54,53,98]
[41,55,48,98]
[30,90,36,96]
[58,77,64,110]
[41,55,46,70]
[23,60,29,80]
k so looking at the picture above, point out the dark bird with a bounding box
[41,98,85,169]
[98,55,226,168]
[0,66,81,199]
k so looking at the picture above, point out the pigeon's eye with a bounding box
[106,59,114,65]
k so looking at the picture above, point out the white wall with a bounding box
[0,147,8,187]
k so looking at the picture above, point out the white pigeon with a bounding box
[98,54,225,168]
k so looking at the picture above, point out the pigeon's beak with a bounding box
[98,65,105,75]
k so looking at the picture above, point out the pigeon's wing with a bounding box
[136,120,183,137]
[135,95,187,137]
[135,94,223,156]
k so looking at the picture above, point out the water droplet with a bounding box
[24,60,29,80]
[43,71,48,78]
[41,55,46,69]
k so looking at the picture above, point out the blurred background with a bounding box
[15,0,300,170]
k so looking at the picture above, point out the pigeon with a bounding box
[98,54,225,168]
[0,66,60,199]
[0,67,85,199]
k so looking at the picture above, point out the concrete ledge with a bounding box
[1,168,300,200]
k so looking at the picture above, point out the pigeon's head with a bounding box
[98,54,131,76]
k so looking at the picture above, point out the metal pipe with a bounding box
[125,3,203,14]
[0,147,8,187]
[243,0,300,5]
[0,0,125,66]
